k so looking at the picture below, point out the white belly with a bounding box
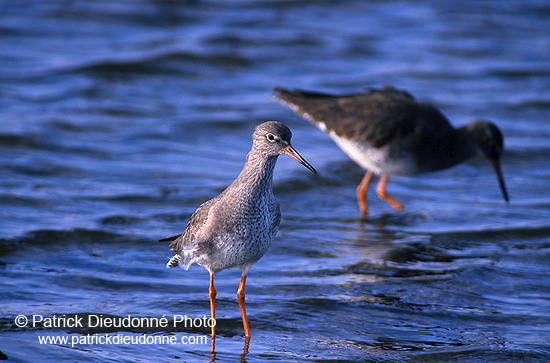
[328,131,417,176]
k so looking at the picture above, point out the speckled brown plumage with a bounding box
[160,121,316,339]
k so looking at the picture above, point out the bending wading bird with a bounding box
[273,86,509,217]
[160,121,316,341]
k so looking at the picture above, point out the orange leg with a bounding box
[237,274,251,339]
[356,170,374,218]
[375,173,404,210]
[209,274,217,339]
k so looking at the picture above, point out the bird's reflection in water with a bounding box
[208,333,250,362]
[358,209,432,230]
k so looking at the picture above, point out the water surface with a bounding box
[1,1,550,362]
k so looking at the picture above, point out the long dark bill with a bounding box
[491,158,509,202]
[283,145,317,174]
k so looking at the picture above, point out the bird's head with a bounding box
[466,119,509,202]
[253,121,317,174]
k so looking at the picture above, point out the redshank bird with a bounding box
[274,86,509,217]
[160,121,316,340]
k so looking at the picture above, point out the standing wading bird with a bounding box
[160,121,316,343]
[273,86,509,218]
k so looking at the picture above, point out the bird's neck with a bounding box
[418,126,478,172]
[232,151,278,196]
[453,126,479,162]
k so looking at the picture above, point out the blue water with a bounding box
[1,1,550,362]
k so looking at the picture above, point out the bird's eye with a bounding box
[266,133,277,142]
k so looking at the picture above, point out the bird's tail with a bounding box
[166,254,181,268]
